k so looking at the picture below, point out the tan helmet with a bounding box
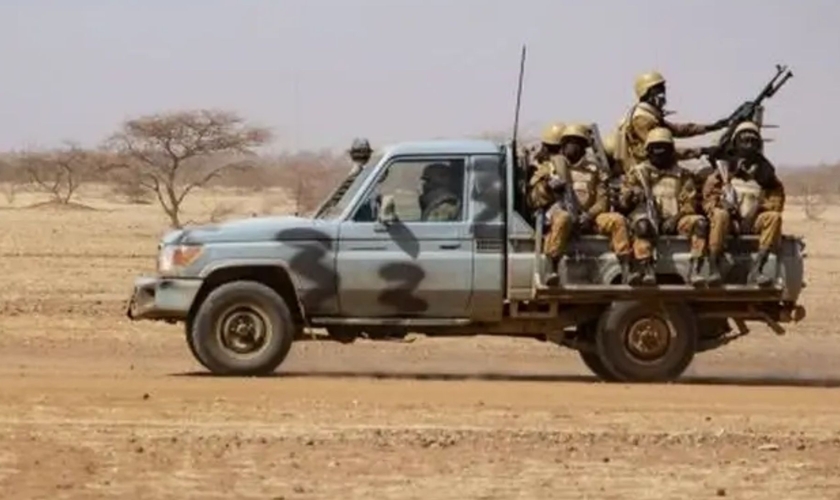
[634,71,666,99]
[732,121,761,140]
[560,123,591,143]
[644,127,674,148]
[541,123,565,145]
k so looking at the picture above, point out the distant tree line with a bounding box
[0,108,835,227]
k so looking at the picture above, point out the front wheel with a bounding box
[190,280,296,376]
[595,301,697,383]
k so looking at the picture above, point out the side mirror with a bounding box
[377,194,398,224]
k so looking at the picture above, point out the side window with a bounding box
[354,157,466,222]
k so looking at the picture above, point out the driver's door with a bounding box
[335,155,473,318]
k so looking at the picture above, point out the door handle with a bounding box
[350,245,387,251]
[439,243,461,250]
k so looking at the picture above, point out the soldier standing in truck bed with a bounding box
[701,121,785,287]
[612,71,728,174]
[619,127,712,286]
[528,123,634,286]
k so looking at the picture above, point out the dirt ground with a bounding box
[1,185,840,499]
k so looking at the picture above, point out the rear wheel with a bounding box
[595,301,697,383]
[578,351,617,381]
[190,280,296,376]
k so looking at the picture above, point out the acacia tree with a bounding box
[108,109,272,227]
[19,143,104,204]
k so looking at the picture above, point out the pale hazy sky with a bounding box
[2,0,838,166]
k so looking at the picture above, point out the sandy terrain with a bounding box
[1,185,839,499]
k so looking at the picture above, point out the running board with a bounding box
[309,317,472,327]
[533,283,785,302]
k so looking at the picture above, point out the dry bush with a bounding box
[265,150,348,216]
[803,185,827,221]
[16,144,116,205]
[107,109,272,228]
[209,202,239,222]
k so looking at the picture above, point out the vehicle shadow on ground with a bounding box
[173,370,840,388]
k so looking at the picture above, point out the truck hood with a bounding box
[163,215,339,245]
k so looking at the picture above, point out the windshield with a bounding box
[315,154,382,219]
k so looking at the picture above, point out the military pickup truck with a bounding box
[126,131,807,382]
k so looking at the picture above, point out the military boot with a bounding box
[545,257,561,287]
[748,250,772,287]
[639,258,657,286]
[627,259,643,286]
[707,254,723,287]
[618,254,632,285]
[688,256,706,287]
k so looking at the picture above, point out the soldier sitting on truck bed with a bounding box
[419,162,462,222]
[528,123,634,286]
[701,121,785,287]
[618,127,712,287]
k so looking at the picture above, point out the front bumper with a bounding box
[126,276,203,322]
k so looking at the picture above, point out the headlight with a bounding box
[158,244,204,275]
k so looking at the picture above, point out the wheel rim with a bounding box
[215,303,273,358]
[623,316,672,362]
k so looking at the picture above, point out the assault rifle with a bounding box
[633,165,660,240]
[717,64,793,149]
[705,64,793,218]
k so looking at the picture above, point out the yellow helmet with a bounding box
[634,71,666,99]
[560,123,591,143]
[644,127,674,148]
[732,121,761,139]
[541,123,565,145]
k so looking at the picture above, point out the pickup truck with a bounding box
[126,130,807,382]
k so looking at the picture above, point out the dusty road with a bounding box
[2,333,840,500]
[1,190,839,498]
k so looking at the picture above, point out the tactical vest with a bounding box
[614,103,662,172]
[569,161,600,210]
[629,163,683,222]
[730,177,763,221]
[528,156,562,210]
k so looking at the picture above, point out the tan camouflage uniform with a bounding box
[621,160,707,260]
[613,71,724,174]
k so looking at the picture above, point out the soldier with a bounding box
[419,162,461,222]
[613,71,728,174]
[702,121,784,287]
[348,138,374,175]
[619,127,711,286]
[529,123,634,286]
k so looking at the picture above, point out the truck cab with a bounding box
[126,132,807,382]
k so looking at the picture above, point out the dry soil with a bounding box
[1,186,839,499]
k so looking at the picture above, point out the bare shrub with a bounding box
[17,143,115,205]
[803,185,827,221]
[269,150,347,216]
[209,202,238,222]
[107,109,272,228]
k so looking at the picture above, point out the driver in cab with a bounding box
[419,162,461,222]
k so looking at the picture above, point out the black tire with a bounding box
[595,300,697,383]
[578,351,618,381]
[184,319,210,370]
[190,280,296,376]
